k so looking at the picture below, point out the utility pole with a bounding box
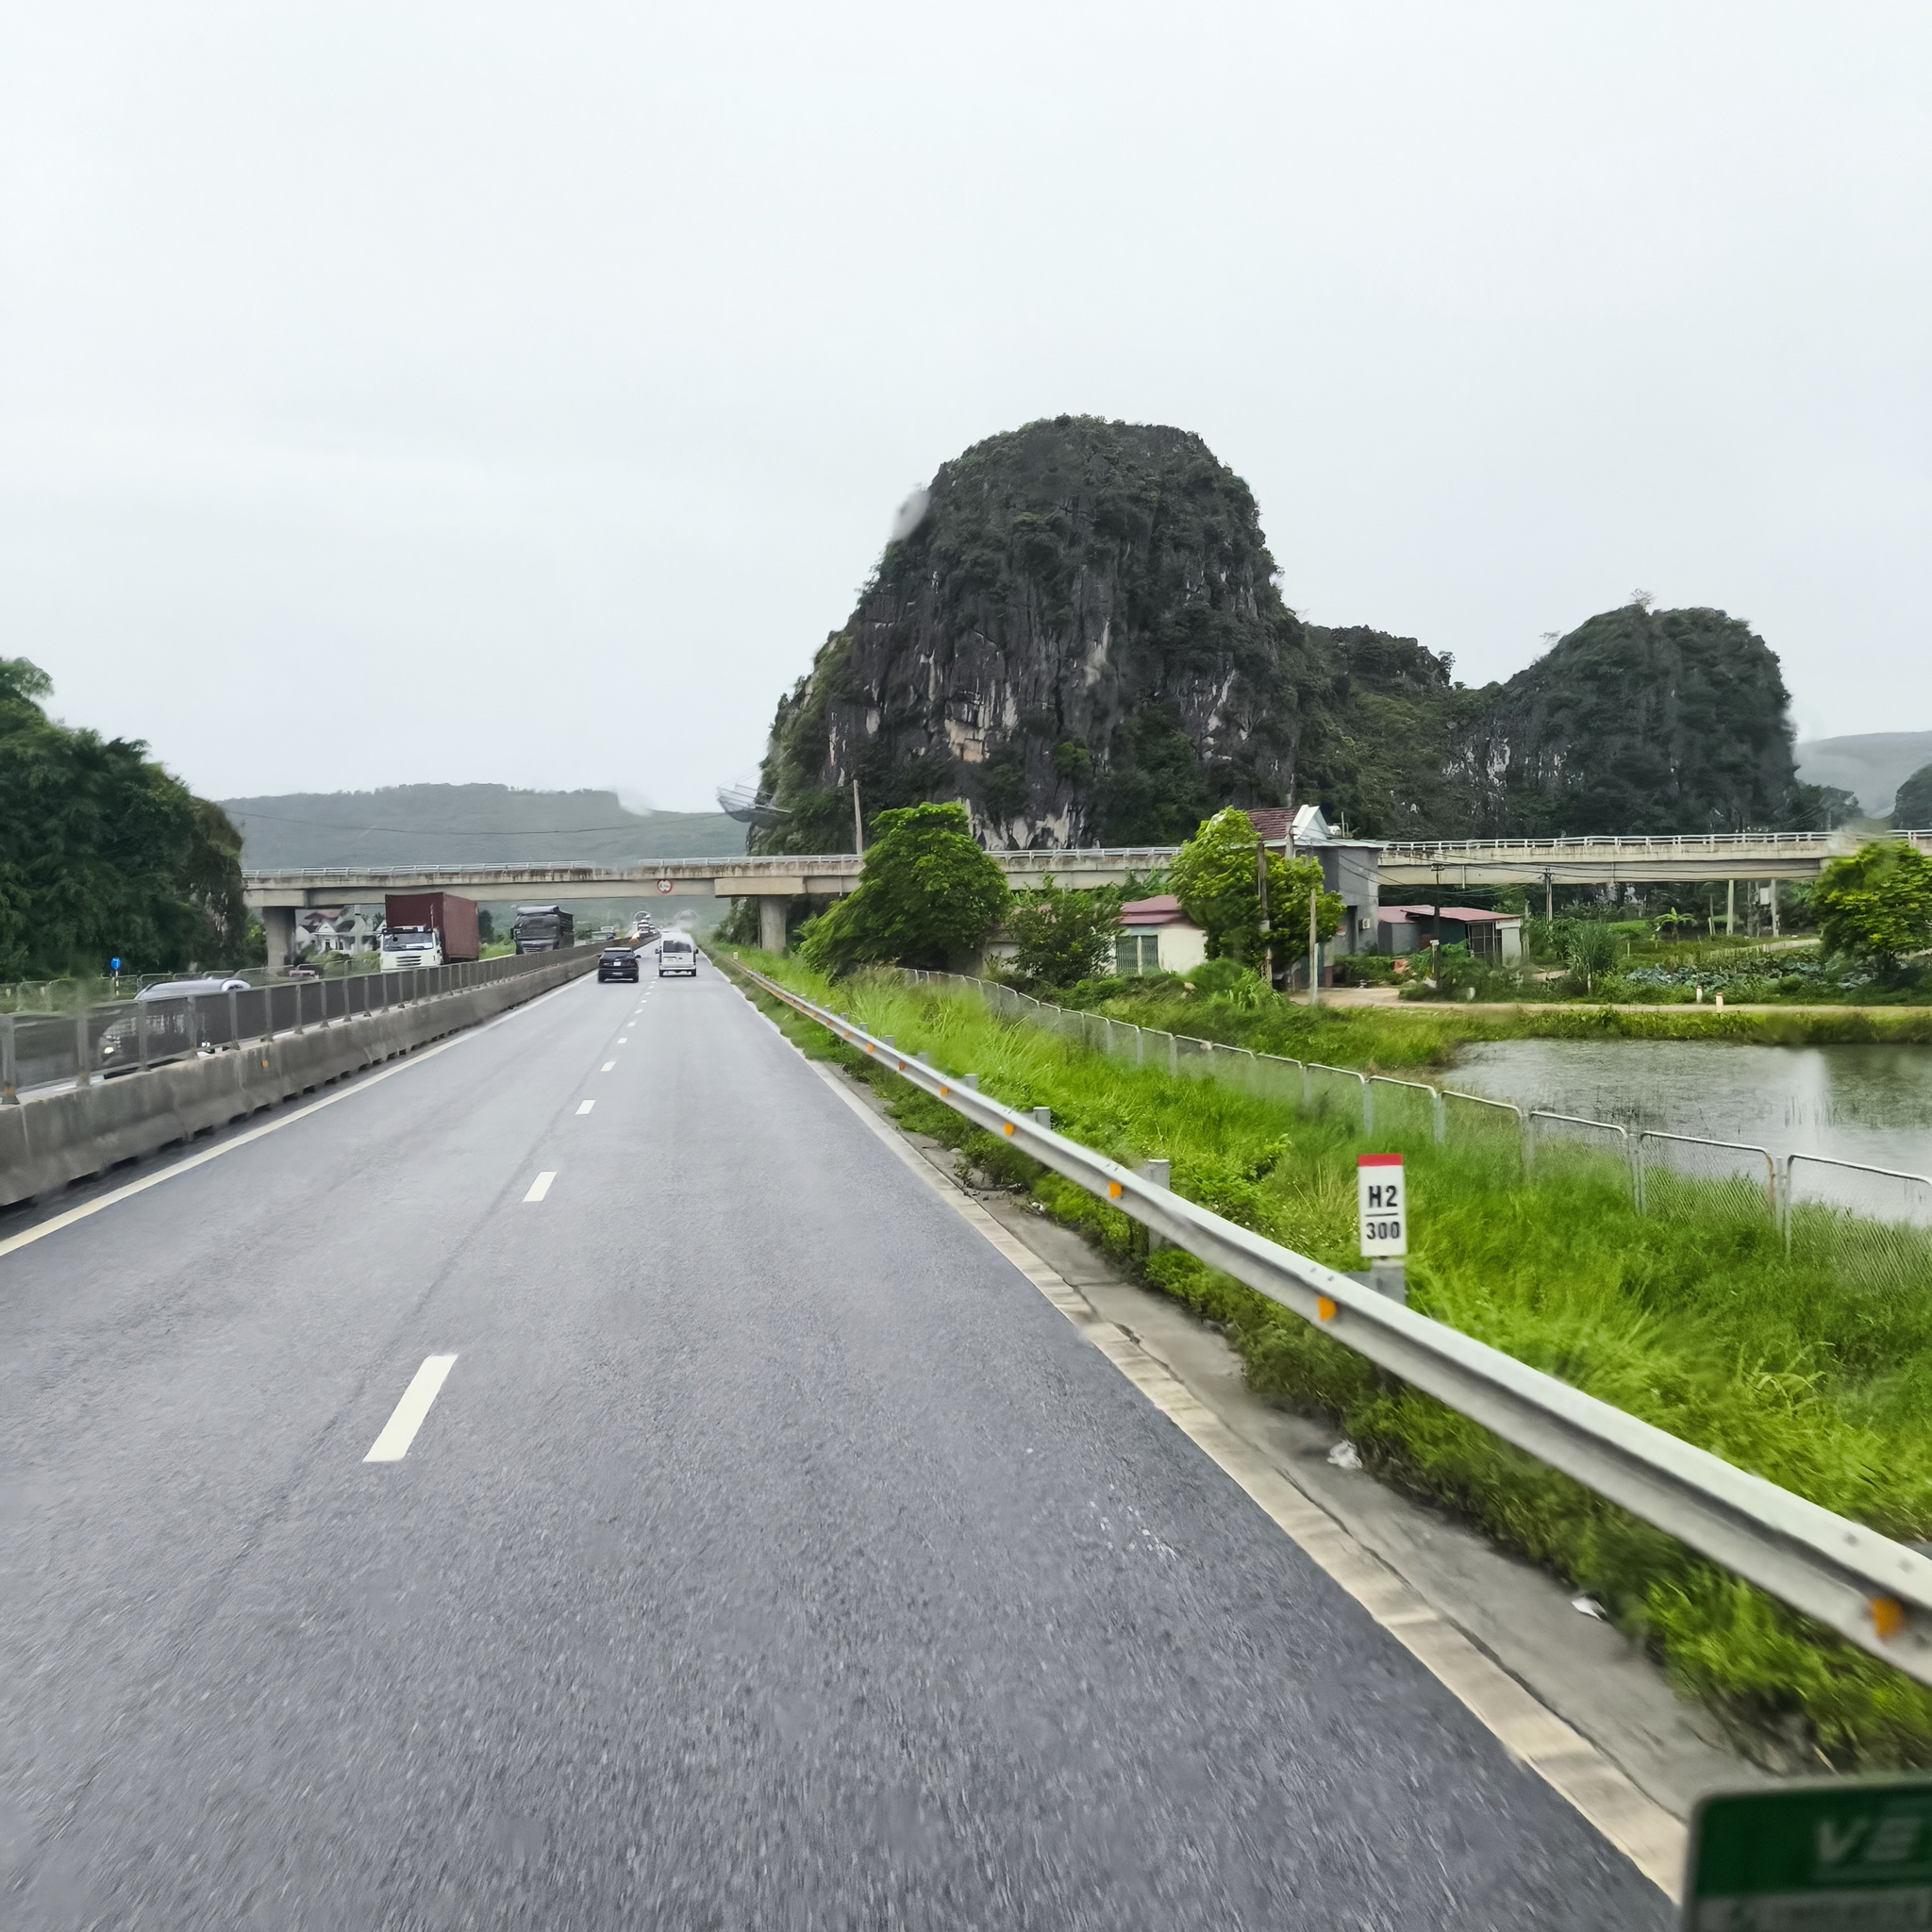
[852,778,864,856]
[1541,870,1554,923]
[1307,884,1321,1007]
[1256,836,1272,988]
[1770,878,1779,940]
[1432,862,1445,985]
[1725,876,1736,938]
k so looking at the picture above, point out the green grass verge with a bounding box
[723,946,1932,1769]
[1073,983,1932,1071]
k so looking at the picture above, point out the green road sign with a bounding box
[1685,1778,1932,1928]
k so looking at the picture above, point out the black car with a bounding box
[597,944,640,983]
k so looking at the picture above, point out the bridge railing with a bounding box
[1381,828,1932,858]
[0,941,602,1102]
[746,963,1932,1687]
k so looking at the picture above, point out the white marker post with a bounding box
[1356,1153,1407,1303]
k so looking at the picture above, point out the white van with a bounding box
[657,935,697,977]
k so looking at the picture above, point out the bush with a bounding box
[797,802,1008,974]
[1332,953,1398,986]
[1003,877,1121,990]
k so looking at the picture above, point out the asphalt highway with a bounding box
[1,954,1670,1928]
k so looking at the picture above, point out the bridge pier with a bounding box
[758,898,787,954]
[261,905,298,975]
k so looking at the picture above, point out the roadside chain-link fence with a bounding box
[1,943,601,1102]
[898,970,1932,1295]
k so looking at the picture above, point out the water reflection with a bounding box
[1447,1041,1932,1176]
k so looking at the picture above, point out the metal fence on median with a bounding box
[1636,1131,1778,1225]
[0,943,602,1102]
[895,968,1932,1296]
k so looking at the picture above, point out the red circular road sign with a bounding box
[657,879,674,893]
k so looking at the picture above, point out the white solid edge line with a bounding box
[776,1021,1684,1902]
[363,1354,458,1461]
[0,973,591,1265]
[524,1171,556,1202]
[576,1100,595,1115]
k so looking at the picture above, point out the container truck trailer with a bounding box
[383,891,480,961]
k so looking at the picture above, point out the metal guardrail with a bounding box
[0,942,603,1102]
[744,963,1932,1684]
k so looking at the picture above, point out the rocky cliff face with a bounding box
[1453,605,1803,837]
[1296,605,1805,839]
[752,418,1322,853]
[752,417,1807,850]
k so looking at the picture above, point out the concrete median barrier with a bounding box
[0,951,597,1210]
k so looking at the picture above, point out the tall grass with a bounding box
[1092,982,1932,1067]
[732,950,1932,1767]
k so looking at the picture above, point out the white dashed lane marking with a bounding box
[523,1172,556,1202]
[576,1100,594,1115]
[363,1355,458,1462]
[601,1062,615,1073]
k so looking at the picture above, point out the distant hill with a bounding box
[1793,734,1932,818]
[223,785,745,870]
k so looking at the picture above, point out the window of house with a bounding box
[1115,934,1161,976]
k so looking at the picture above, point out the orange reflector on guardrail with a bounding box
[1317,1296,1338,1321]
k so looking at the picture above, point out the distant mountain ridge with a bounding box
[1793,734,1932,818]
[223,785,745,870]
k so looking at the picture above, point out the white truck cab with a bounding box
[379,926,444,971]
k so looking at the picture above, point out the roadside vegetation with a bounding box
[0,657,250,979]
[723,946,1932,1768]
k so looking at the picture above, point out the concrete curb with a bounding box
[0,954,597,1208]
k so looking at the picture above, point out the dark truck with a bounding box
[384,891,480,962]
[513,904,575,953]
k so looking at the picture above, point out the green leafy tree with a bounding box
[0,658,247,978]
[1812,841,1932,965]
[797,802,1008,974]
[1003,877,1121,988]
[1168,807,1340,964]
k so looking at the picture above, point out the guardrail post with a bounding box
[1634,1134,1648,1215]
[1138,1158,1171,1253]
[1032,1107,1051,1128]
[1,1014,15,1102]
[1360,1077,1374,1136]
[960,1073,977,1090]
[1431,1089,1446,1144]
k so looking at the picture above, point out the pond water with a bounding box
[1446,1040,1932,1179]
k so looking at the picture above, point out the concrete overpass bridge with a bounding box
[1377,828,1928,896]
[243,848,1179,966]
[246,827,1924,967]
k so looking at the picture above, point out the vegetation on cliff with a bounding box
[753,417,1318,853]
[0,658,248,978]
[752,417,1819,850]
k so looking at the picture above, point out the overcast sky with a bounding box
[3,3,1926,812]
